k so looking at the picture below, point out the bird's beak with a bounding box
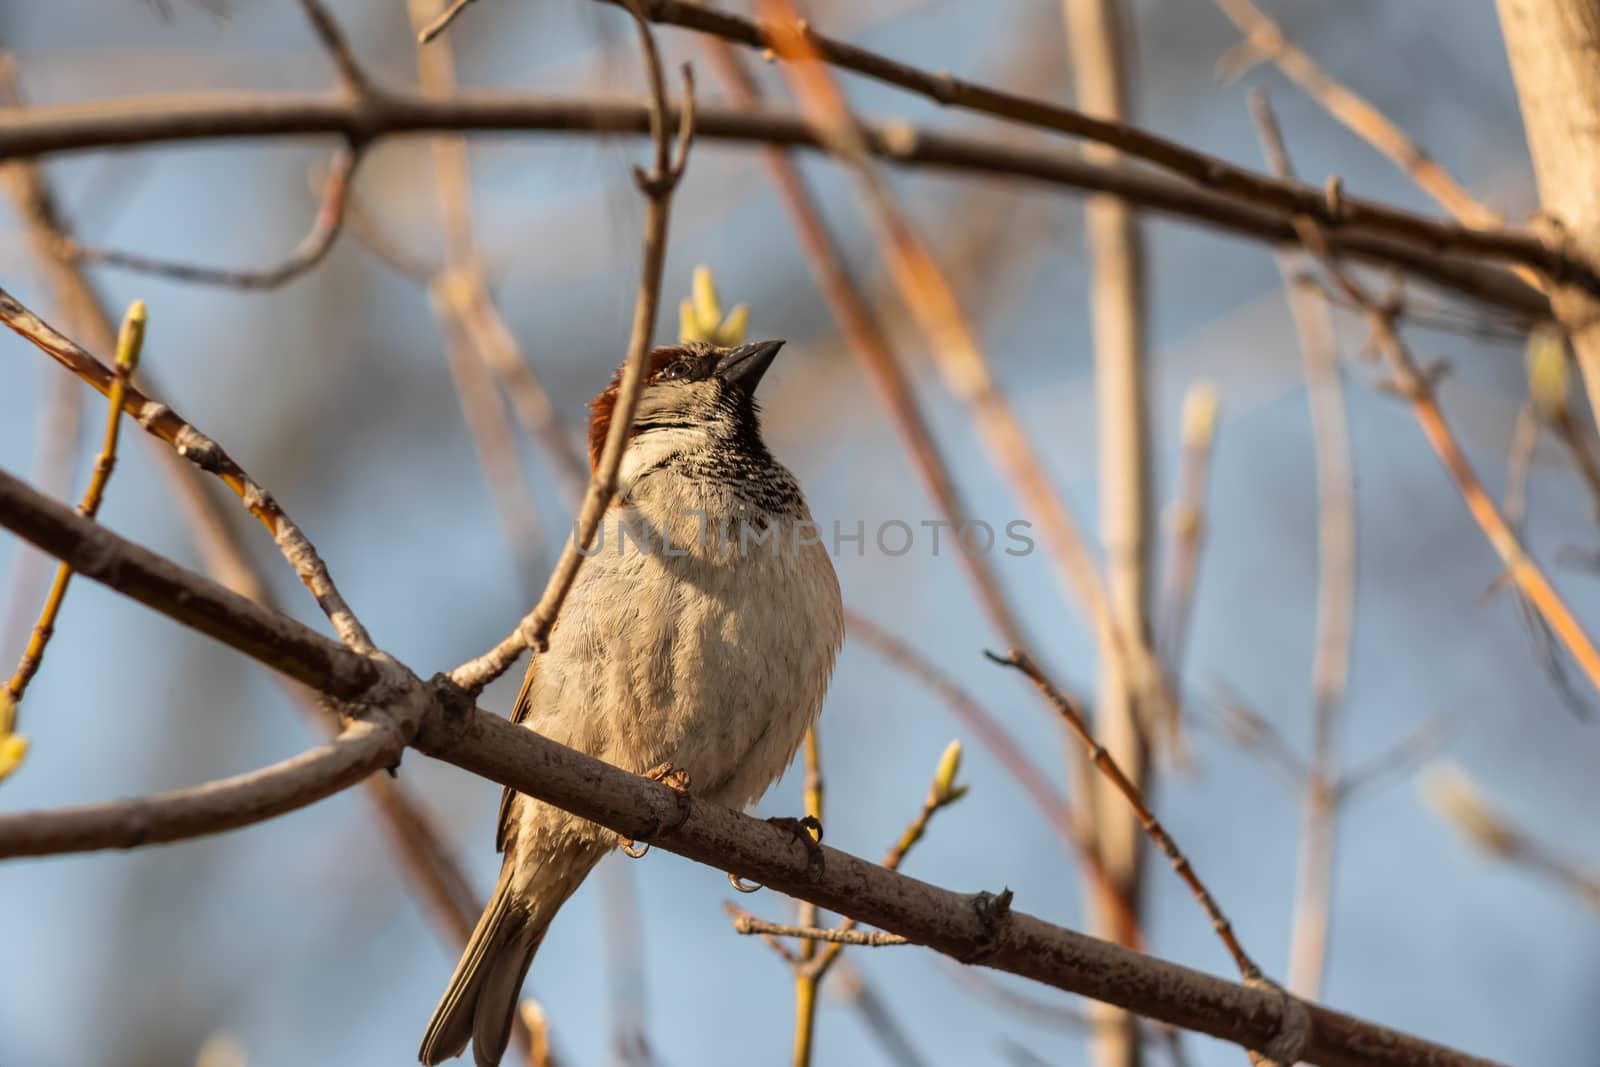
[714,339,785,395]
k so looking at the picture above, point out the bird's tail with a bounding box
[418,849,597,1067]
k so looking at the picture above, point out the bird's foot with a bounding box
[622,764,694,858]
[767,814,825,877]
[642,762,692,793]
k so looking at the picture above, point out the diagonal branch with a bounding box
[0,286,376,652]
[0,464,1510,1067]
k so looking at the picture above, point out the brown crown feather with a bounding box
[586,345,688,473]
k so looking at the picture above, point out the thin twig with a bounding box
[1062,11,1154,1062]
[451,8,696,694]
[51,148,360,289]
[1214,0,1497,227]
[1249,94,1357,1001]
[1154,383,1220,716]
[4,301,145,722]
[987,650,1265,983]
[1502,382,1590,718]
[829,963,930,1067]
[697,39,1036,652]
[1422,763,1600,912]
[844,611,1140,943]
[761,0,1172,751]
[0,286,376,652]
[732,915,910,947]
[418,0,480,44]
[410,0,549,595]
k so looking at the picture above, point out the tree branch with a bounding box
[596,0,1585,290]
[0,463,1508,1067]
[0,92,1548,317]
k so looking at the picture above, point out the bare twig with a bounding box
[698,39,1036,651]
[418,0,480,44]
[1336,718,1451,801]
[845,611,1139,942]
[1155,384,1220,705]
[987,650,1266,984]
[1062,9,1154,1062]
[1248,93,1358,1001]
[1280,262,1354,1005]
[1215,0,1497,227]
[1503,353,1591,718]
[449,8,696,694]
[762,0,1171,755]
[0,286,376,652]
[0,94,1550,317]
[4,301,145,718]
[1422,763,1600,911]
[410,0,549,594]
[732,915,910,948]
[829,964,930,1067]
[0,467,1512,1067]
[51,148,359,289]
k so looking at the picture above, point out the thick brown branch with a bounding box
[0,465,1507,1067]
[0,467,378,699]
[0,92,1547,317]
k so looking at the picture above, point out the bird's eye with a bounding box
[660,361,689,381]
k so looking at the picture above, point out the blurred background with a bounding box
[1,1,1596,1064]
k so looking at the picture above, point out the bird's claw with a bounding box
[767,814,825,877]
[622,764,694,858]
[643,762,692,793]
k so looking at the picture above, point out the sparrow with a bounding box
[419,338,844,1066]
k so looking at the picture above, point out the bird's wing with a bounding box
[495,651,540,854]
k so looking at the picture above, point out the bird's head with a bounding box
[587,338,785,478]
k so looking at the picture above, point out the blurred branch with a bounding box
[411,0,548,594]
[1504,342,1593,718]
[1422,763,1600,911]
[698,39,1038,651]
[829,963,929,1067]
[418,0,480,43]
[0,468,1512,1067]
[1155,384,1220,702]
[845,611,1139,943]
[0,285,376,652]
[1248,93,1600,702]
[988,650,1269,988]
[596,0,1579,292]
[1248,92,1357,1002]
[50,148,359,289]
[0,95,1550,317]
[1063,3,1153,1061]
[1214,0,1497,227]
[449,4,696,695]
[762,0,1172,766]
